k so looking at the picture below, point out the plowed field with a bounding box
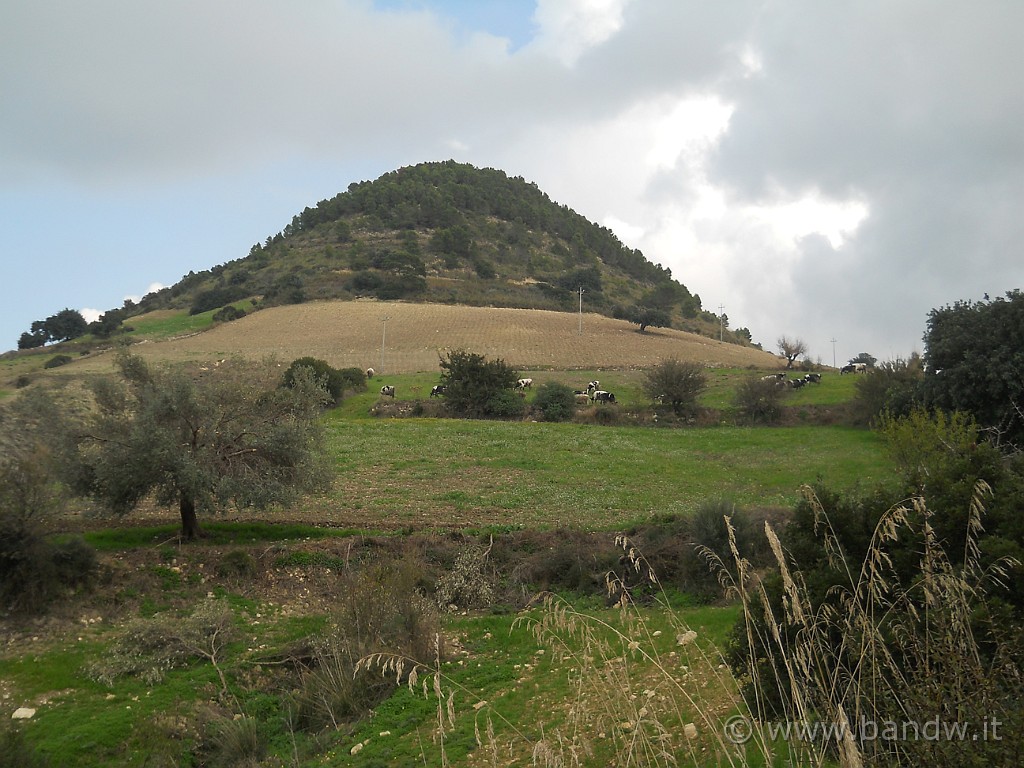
[79,300,783,373]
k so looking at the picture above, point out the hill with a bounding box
[77,161,753,347]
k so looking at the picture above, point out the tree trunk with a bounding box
[179,495,204,540]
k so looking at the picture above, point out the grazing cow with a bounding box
[592,390,616,403]
[840,363,867,374]
[804,373,822,384]
[761,372,786,382]
[515,378,534,390]
[789,378,806,389]
[587,380,601,392]
[430,385,446,398]
[575,393,591,405]
[380,385,396,398]
[365,368,375,379]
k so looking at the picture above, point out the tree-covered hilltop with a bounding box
[32,161,752,347]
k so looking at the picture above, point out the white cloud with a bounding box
[80,308,102,323]
[529,0,632,66]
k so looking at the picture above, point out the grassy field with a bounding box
[310,417,887,532]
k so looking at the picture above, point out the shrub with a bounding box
[435,540,497,611]
[215,549,256,579]
[642,359,707,416]
[485,390,527,420]
[85,599,238,687]
[211,305,246,323]
[532,382,577,422]
[43,354,73,369]
[733,376,784,424]
[282,357,345,405]
[0,449,95,614]
[438,349,519,419]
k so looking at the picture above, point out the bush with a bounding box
[43,355,73,369]
[438,349,520,419]
[486,389,527,420]
[215,549,256,579]
[532,382,577,422]
[642,359,707,416]
[733,377,784,424]
[336,367,368,392]
[0,451,96,614]
[282,357,345,405]
[211,305,246,323]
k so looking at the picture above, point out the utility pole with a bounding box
[578,287,585,335]
[380,314,391,374]
[718,304,725,342]
[830,337,837,369]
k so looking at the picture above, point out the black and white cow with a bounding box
[592,390,616,403]
[840,363,867,374]
[430,385,446,398]
[515,378,534,390]
[380,385,396,397]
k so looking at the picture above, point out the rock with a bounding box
[12,707,36,719]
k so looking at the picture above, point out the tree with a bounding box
[16,309,88,348]
[849,352,877,367]
[922,290,1024,449]
[437,349,521,419]
[628,306,672,333]
[57,353,329,540]
[642,359,708,416]
[776,336,808,368]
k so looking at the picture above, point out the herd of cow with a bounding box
[370,373,616,404]
[374,365,865,402]
[760,371,824,389]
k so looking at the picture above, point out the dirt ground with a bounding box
[66,300,784,375]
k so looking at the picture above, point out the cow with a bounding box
[430,385,446,398]
[515,378,534,390]
[804,373,822,384]
[592,390,616,403]
[840,363,867,374]
[380,385,396,397]
[761,372,786,382]
[365,368,375,379]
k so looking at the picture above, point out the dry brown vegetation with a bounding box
[69,300,782,375]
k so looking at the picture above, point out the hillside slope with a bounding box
[71,301,781,375]
[92,161,749,346]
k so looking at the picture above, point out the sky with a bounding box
[3,1,1022,365]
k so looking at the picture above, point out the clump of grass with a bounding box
[292,559,441,732]
[201,715,267,767]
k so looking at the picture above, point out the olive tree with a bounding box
[777,336,808,369]
[58,352,330,540]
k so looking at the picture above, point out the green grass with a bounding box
[123,300,257,340]
[317,415,890,529]
[81,521,370,550]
